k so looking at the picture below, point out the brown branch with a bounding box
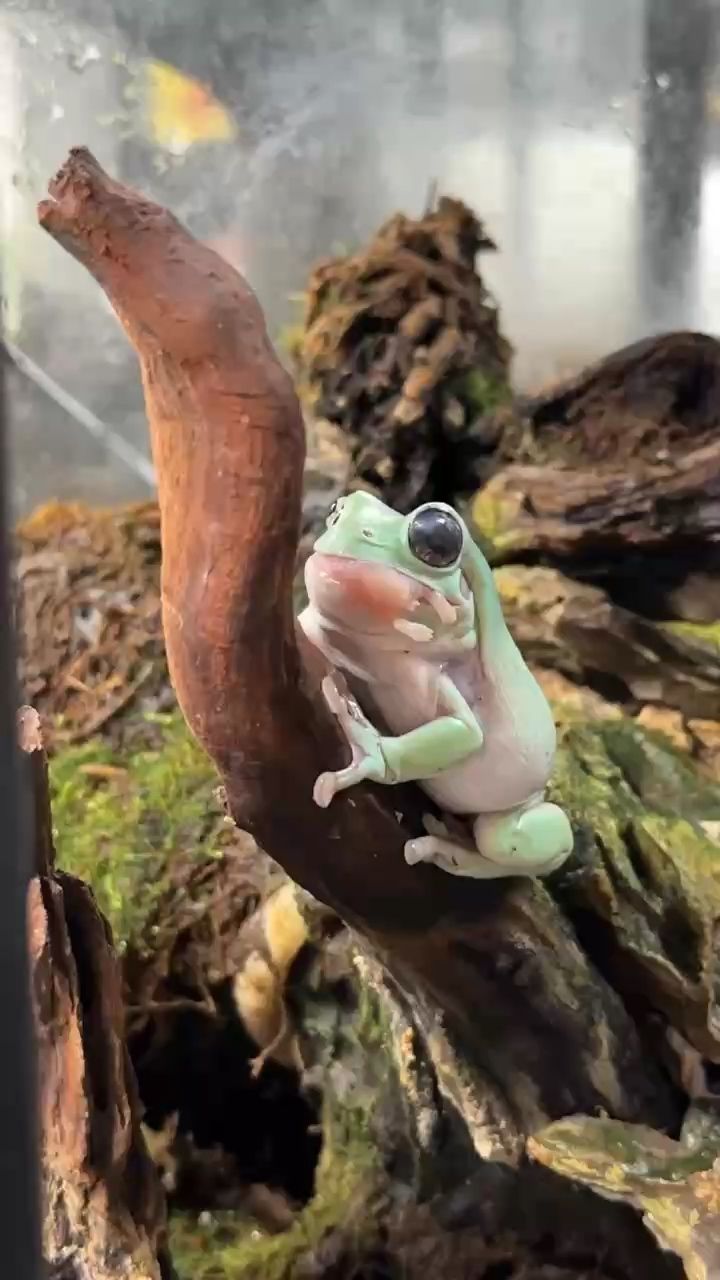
[494,566,720,719]
[477,442,720,561]
[39,149,302,763]
[39,149,677,1141]
[525,330,720,463]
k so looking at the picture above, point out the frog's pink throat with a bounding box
[304,552,467,639]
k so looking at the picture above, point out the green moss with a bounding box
[661,621,720,653]
[530,1115,719,1192]
[547,722,637,880]
[456,369,511,416]
[49,712,223,950]
[597,719,720,821]
[554,722,637,813]
[548,716,720,915]
[468,488,522,562]
[169,1102,381,1280]
[530,1115,720,1280]
[546,715,720,1061]
[549,718,720,832]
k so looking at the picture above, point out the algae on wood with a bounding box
[21,707,167,1278]
[529,1108,720,1280]
[48,698,714,1279]
[492,565,720,721]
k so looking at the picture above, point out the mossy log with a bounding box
[19,706,166,1278]
[472,443,720,563]
[522,331,720,467]
[38,149,720,1278]
[52,702,720,1277]
[471,331,720,625]
[492,564,720,720]
[529,1105,720,1280]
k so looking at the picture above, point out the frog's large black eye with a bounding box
[408,506,463,568]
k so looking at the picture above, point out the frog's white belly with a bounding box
[361,652,556,816]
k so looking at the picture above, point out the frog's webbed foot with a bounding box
[313,674,388,809]
[405,832,512,878]
[405,813,478,873]
[405,802,574,880]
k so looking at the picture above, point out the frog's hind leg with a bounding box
[405,815,510,879]
[404,801,573,880]
[473,800,573,877]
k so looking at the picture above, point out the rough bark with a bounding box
[38,150,714,1277]
[474,442,720,561]
[471,445,720,629]
[523,331,720,466]
[493,565,720,719]
[472,331,720,623]
[529,1103,720,1280]
[20,705,166,1278]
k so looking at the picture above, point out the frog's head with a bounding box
[304,491,476,649]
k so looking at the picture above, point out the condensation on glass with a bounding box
[1,0,719,510]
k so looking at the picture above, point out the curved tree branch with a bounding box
[39,149,676,1144]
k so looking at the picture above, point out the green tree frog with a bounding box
[298,491,573,880]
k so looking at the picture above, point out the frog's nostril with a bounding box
[362,528,373,538]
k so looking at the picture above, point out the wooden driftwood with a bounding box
[474,444,720,561]
[472,332,720,625]
[493,565,720,719]
[20,706,166,1278]
[522,330,720,465]
[40,149,720,1278]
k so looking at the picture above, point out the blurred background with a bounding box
[1,0,720,514]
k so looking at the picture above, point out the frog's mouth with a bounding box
[304,552,463,639]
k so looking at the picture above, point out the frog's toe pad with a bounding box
[313,772,337,809]
[404,837,434,866]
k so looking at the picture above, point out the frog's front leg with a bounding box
[313,675,388,808]
[406,798,573,879]
[313,673,482,808]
